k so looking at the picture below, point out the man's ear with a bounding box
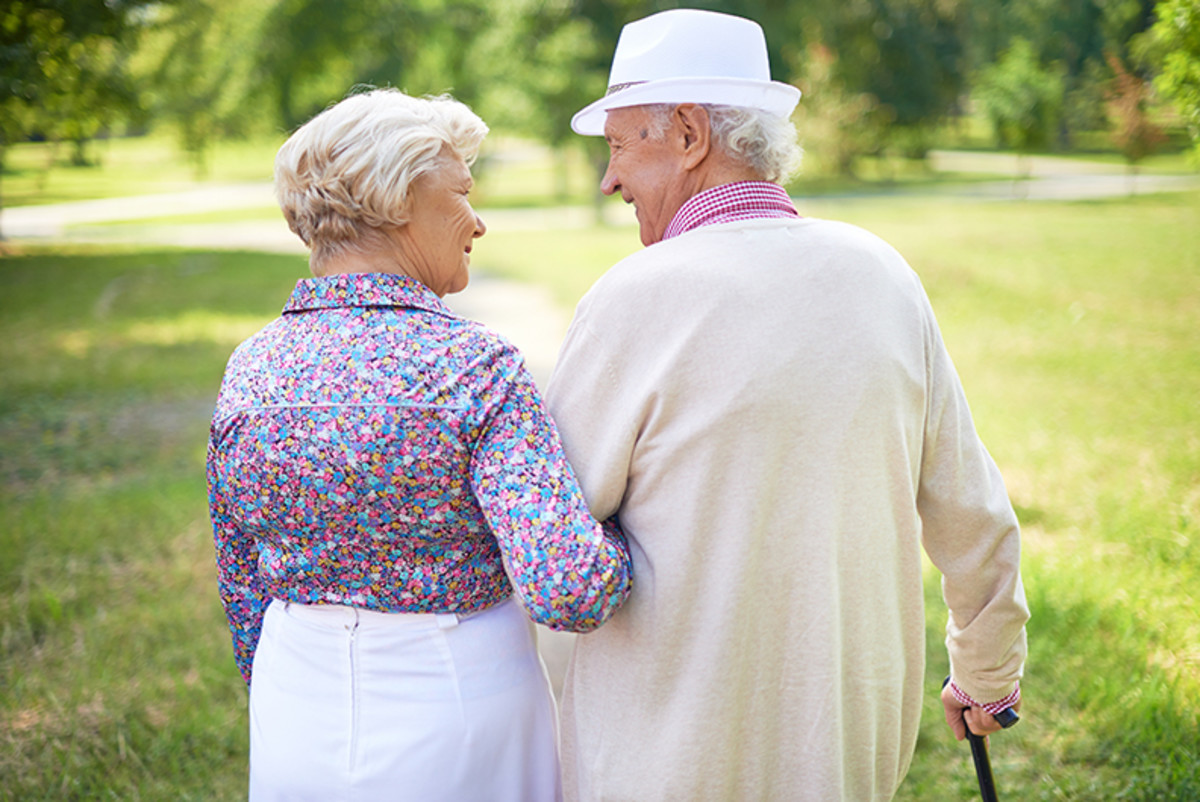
[673,104,711,170]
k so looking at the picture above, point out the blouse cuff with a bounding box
[950,680,1020,715]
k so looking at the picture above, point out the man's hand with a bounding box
[941,682,1021,741]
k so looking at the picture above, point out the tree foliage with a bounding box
[250,0,492,131]
[471,0,606,149]
[1105,51,1165,168]
[136,0,274,176]
[0,0,148,232]
[792,43,884,177]
[1147,0,1200,160]
[820,0,968,155]
[964,0,1158,146]
[1,0,143,155]
[975,38,1065,154]
[2,0,1197,205]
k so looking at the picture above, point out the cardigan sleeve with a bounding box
[544,310,639,522]
[916,299,1029,706]
[469,357,632,633]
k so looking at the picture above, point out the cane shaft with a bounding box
[967,731,999,802]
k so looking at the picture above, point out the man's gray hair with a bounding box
[644,103,803,184]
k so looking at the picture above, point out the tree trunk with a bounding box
[1126,162,1139,196]
[554,147,569,203]
[591,150,608,227]
[71,138,91,167]
[1012,152,1031,200]
[0,144,6,241]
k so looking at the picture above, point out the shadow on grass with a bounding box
[900,560,1199,801]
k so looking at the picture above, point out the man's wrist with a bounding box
[949,679,1020,715]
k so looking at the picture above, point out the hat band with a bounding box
[606,81,647,96]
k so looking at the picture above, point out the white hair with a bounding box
[643,103,802,184]
[274,88,488,266]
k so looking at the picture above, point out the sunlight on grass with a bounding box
[55,312,272,357]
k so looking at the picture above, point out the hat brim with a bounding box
[571,77,801,136]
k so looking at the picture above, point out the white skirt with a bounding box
[248,598,561,802]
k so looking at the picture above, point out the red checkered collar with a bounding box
[662,181,799,241]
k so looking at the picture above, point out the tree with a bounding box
[1146,0,1200,161]
[251,0,492,132]
[826,0,969,158]
[471,0,607,199]
[470,0,655,212]
[963,0,1158,147]
[0,0,146,235]
[791,43,885,178]
[1105,51,1166,188]
[135,0,275,177]
[35,28,138,167]
[974,38,1064,183]
[567,0,669,200]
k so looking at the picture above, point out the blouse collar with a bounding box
[283,272,455,318]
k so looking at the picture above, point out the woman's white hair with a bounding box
[644,103,802,184]
[275,88,488,265]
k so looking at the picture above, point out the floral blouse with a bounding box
[207,272,632,684]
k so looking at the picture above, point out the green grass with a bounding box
[0,248,308,800]
[888,193,1200,799]
[2,191,1199,798]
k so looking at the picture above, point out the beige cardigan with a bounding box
[546,217,1028,801]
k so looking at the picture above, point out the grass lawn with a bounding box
[2,190,1198,799]
[0,248,307,800]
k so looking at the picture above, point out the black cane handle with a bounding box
[994,706,1020,729]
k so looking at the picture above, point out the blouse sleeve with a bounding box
[469,360,632,633]
[207,426,266,686]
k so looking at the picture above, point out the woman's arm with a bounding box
[469,362,632,633]
[207,429,266,686]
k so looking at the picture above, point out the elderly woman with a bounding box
[206,88,632,802]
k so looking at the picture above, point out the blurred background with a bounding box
[2,0,1199,206]
[2,0,1198,799]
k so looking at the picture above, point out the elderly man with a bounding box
[544,8,1029,801]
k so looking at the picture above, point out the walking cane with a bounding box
[943,677,1019,802]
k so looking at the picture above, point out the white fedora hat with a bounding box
[571,8,801,136]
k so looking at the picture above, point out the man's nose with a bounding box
[600,163,619,196]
